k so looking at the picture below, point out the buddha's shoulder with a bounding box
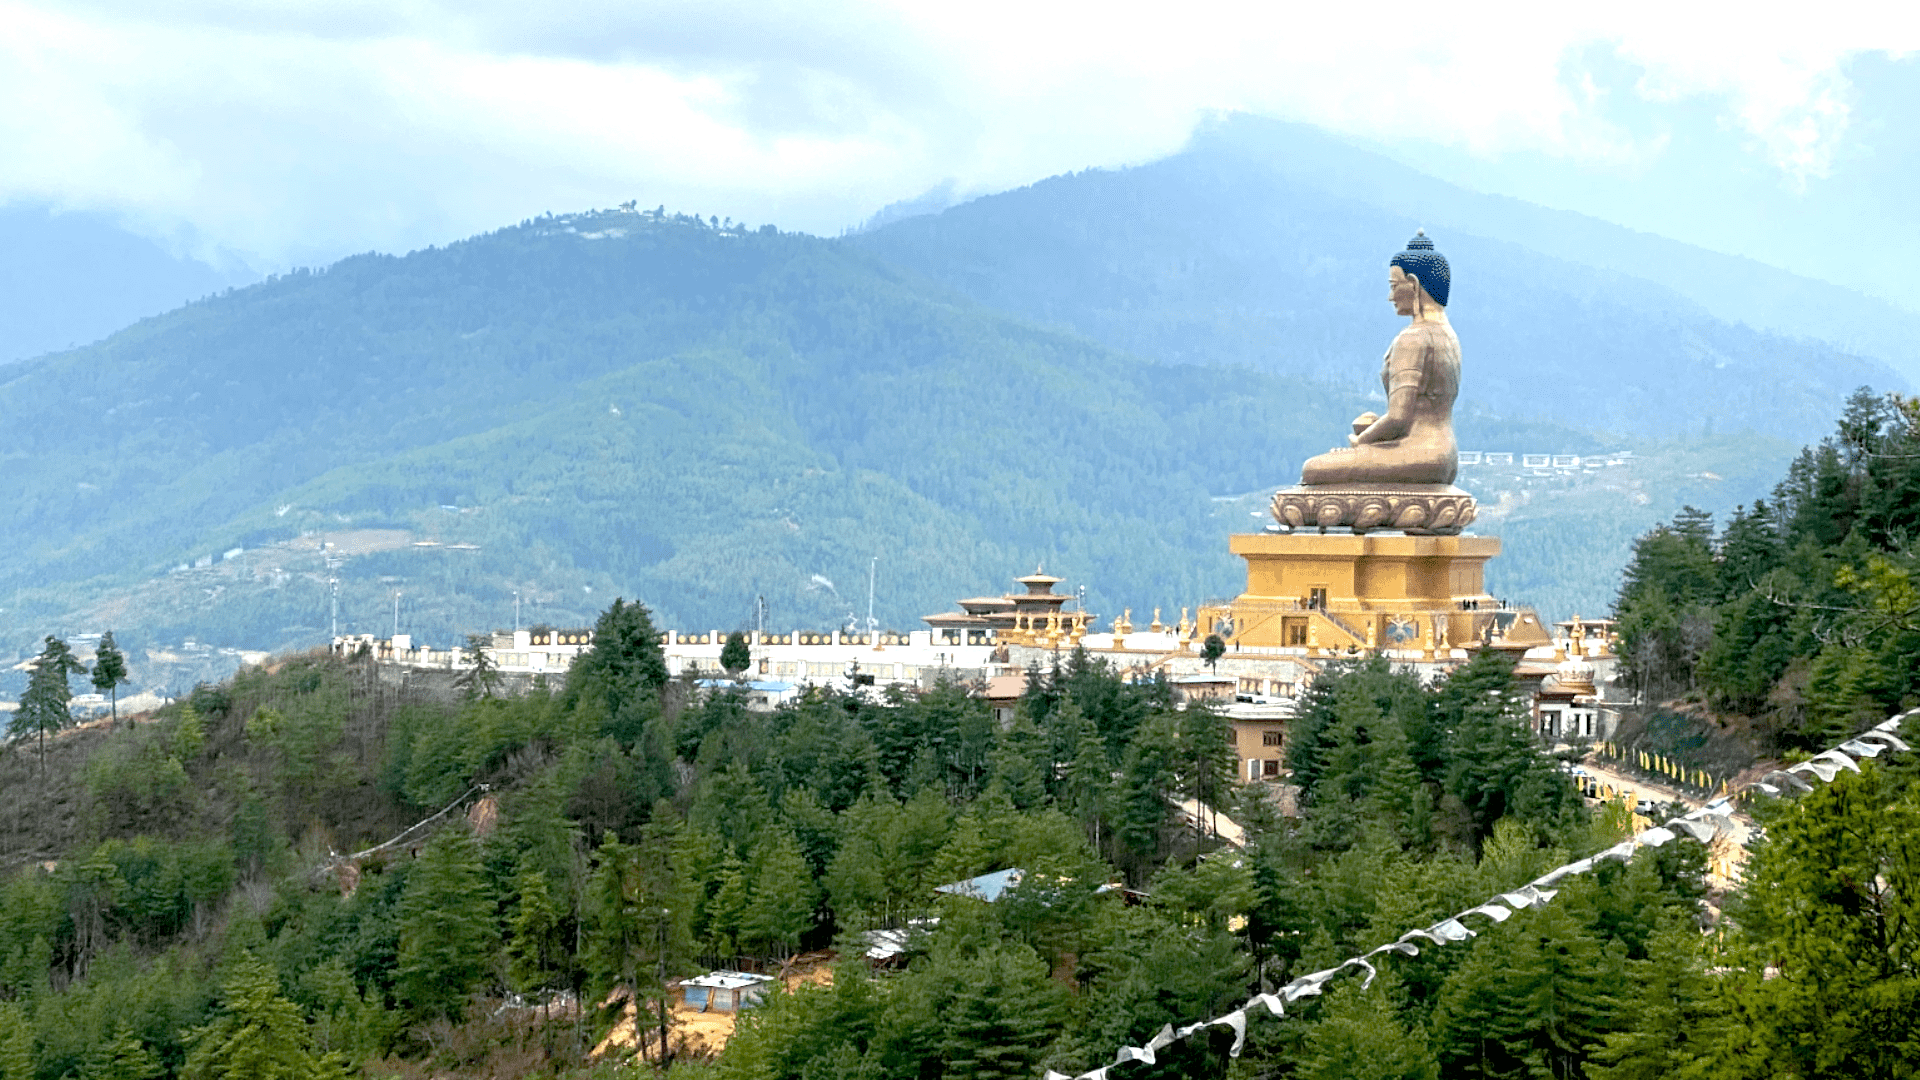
[1392,321,1457,350]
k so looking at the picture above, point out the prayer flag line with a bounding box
[1044,710,1917,1080]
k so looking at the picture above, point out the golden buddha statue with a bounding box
[1302,232,1458,485]
[1272,232,1477,535]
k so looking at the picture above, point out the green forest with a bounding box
[1614,389,1920,753]
[0,201,1802,681]
[0,393,1917,1079]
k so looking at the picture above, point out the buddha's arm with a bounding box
[1352,335,1425,445]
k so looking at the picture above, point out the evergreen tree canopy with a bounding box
[566,598,669,744]
[18,634,87,769]
[1617,390,1920,749]
[180,953,344,1080]
[90,630,130,726]
[394,823,496,1022]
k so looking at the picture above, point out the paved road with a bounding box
[1575,755,1753,887]
[1573,757,1699,811]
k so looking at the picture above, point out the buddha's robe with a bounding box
[1302,318,1459,486]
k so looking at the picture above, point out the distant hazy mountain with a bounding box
[853,114,1905,440]
[1194,117,1920,380]
[0,205,256,364]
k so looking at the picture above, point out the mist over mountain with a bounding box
[0,205,256,365]
[853,114,1906,440]
[1194,116,1920,378]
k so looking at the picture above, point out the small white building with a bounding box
[680,971,775,1013]
[331,627,594,675]
[663,629,1001,694]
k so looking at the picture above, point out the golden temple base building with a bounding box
[1195,532,1552,657]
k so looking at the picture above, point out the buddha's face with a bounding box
[1389,265,1420,316]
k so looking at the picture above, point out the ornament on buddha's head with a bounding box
[1390,230,1450,308]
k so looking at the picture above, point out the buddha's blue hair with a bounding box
[1390,231,1451,307]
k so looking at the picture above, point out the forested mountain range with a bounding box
[0,209,1390,665]
[855,114,1908,439]
[2,122,1888,677]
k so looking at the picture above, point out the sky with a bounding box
[2,0,1916,302]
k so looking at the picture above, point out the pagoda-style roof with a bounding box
[923,612,994,627]
[1016,571,1063,594]
[957,597,1016,614]
[922,569,1093,638]
[1008,594,1069,609]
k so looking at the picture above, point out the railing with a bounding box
[1317,609,1371,646]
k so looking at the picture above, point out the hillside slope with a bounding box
[0,207,1791,692]
[0,210,1402,662]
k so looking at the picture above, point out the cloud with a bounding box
[0,0,1912,265]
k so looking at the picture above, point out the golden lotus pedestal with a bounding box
[1196,531,1550,656]
[1269,483,1477,535]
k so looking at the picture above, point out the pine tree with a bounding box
[63,844,126,981]
[85,1025,163,1080]
[1115,712,1181,878]
[90,630,130,728]
[778,787,840,879]
[1059,703,1110,851]
[1201,633,1226,671]
[720,631,751,677]
[19,635,87,773]
[707,855,750,957]
[501,769,581,893]
[892,785,954,900]
[566,598,668,741]
[934,943,1068,1080]
[1366,711,1431,848]
[691,760,776,857]
[505,868,566,1057]
[1442,683,1576,845]
[1298,979,1439,1080]
[0,1002,33,1080]
[989,710,1049,810]
[582,819,693,1065]
[1586,923,1730,1080]
[172,704,206,762]
[1017,659,1057,728]
[454,632,501,699]
[1175,700,1236,836]
[181,953,345,1080]
[394,824,497,1022]
[506,869,562,1000]
[1433,899,1624,1080]
[1717,765,1920,1078]
[744,828,816,958]
[824,796,896,927]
